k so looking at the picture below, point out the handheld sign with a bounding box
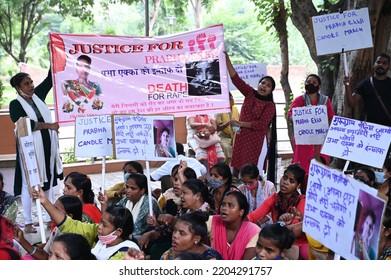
[303,160,386,260]
[321,116,391,168]
[228,63,267,91]
[74,115,113,157]
[312,7,372,56]
[292,105,329,145]
[112,114,176,161]
[16,117,46,243]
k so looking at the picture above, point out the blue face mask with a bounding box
[207,178,224,190]
[374,171,386,184]
[124,172,131,182]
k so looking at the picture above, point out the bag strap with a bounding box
[370,76,391,123]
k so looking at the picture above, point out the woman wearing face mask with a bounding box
[9,70,62,233]
[237,163,276,228]
[31,187,140,260]
[207,163,237,213]
[287,74,335,184]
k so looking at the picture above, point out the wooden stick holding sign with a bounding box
[16,117,46,243]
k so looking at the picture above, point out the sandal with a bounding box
[24,224,37,234]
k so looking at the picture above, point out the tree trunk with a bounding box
[190,0,203,28]
[149,0,161,35]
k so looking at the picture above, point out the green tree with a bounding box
[0,0,94,64]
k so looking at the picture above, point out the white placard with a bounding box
[292,105,329,145]
[304,160,386,260]
[228,63,267,91]
[113,114,176,161]
[312,7,373,55]
[74,115,113,157]
[321,116,391,168]
[19,135,41,187]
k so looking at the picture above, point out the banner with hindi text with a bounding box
[50,25,230,125]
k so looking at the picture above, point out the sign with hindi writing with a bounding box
[74,115,113,157]
[50,25,230,125]
[321,116,391,168]
[304,160,386,260]
[113,114,176,161]
[228,63,267,91]
[312,7,372,55]
[19,135,41,187]
[292,105,329,145]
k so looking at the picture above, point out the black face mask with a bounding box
[305,84,319,94]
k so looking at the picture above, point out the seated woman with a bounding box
[246,163,308,260]
[187,114,225,170]
[32,187,140,260]
[106,161,144,206]
[116,173,162,236]
[63,172,101,224]
[48,233,96,260]
[14,195,83,260]
[155,127,175,158]
[0,172,18,223]
[237,163,276,228]
[207,162,237,214]
[207,190,260,260]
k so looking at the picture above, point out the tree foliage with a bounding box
[0,0,94,64]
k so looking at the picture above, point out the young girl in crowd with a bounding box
[116,173,162,236]
[32,187,140,260]
[106,161,144,205]
[207,191,260,260]
[253,222,295,260]
[208,163,237,213]
[160,211,223,260]
[14,195,83,260]
[246,163,308,259]
[63,172,101,224]
[238,163,276,227]
[49,233,96,260]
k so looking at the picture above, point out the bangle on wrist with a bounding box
[29,246,37,255]
[344,82,350,86]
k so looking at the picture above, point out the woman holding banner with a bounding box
[287,74,334,188]
[225,52,277,183]
[9,70,63,234]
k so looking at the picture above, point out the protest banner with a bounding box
[74,115,113,157]
[321,116,391,168]
[303,160,386,260]
[291,105,329,145]
[311,7,372,56]
[112,114,176,161]
[228,63,267,91]
[49,25,230,125]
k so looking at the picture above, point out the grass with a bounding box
[1,85,54,108]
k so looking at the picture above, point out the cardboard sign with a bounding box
[312,7,372,55]
[228,63,267,91]
[74,115,113,157]
[113,114,176,161]
[292,105,329,145]
[303,160,386,260]
[321,116,391,168]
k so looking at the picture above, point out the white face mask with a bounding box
[374,170,386,184]
[98,229,118,245]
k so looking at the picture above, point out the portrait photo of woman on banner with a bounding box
[154,119,176,158]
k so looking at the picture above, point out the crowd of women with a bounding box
[1,51,391,261]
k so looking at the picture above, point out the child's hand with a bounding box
[146,215,157,227]
[124,248,145,260]
[98,190,108,205]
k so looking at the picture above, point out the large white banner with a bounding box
[304,160,386,260]
[321,116,391,168]
[312,7,372,55]
[50,25,230,125]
